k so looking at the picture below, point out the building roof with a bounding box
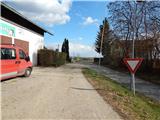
[1,2,53,36]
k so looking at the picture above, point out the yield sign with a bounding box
[123,58,143,73]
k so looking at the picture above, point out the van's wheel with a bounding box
[24,68,32,77]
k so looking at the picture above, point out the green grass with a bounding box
[82,68,160,120]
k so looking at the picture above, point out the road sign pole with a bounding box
[132,73,135,95]
[130,73,132,90]
[131,2,136,95]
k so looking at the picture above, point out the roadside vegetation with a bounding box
[94,1,160,84]
[82,68,160,120]
[37,38,72,67]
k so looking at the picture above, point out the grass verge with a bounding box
[82,68,160,120]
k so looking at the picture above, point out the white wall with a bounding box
[0,19,44,65]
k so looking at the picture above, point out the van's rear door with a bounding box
[0,47,18,80]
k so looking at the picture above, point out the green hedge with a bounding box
[38,49,66,67]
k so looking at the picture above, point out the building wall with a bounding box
[0,19,44,65]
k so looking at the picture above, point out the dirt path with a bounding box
[1,64,122,120]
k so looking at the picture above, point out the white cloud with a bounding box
[83,17,98,26]
[46,42,102,58]
[69,42,102,58]
[5,0,72,26]
[46,43,61,51]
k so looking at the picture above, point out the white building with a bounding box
[0,2,52,65]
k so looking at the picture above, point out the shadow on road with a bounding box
[70,87,103,91]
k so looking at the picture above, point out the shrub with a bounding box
[38,49,66,67]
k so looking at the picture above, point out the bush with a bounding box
[38,49,66,67]
[53,52,66,66]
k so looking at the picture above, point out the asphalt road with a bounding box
[1,64,122,120]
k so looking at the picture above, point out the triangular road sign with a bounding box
[123,58,143,73]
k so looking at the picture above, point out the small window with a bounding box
[19,50,26,59]
[0,48,16,60]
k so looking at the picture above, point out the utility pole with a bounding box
[98,22,105,66]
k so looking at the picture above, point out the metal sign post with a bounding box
[132,73,135,95]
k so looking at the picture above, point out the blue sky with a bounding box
[45,1,108,45]
[4,0,109,57]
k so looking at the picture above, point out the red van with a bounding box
[0,45,33,80]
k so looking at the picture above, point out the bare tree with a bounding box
[107,1,160,60]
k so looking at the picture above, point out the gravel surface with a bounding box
[1,63,122,120]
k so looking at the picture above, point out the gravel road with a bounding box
[1,64,122,120]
